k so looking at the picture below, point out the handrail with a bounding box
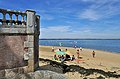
[0,8,26,26]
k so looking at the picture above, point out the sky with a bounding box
[0,0,120,39]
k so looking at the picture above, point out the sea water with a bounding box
[39,39,120,53]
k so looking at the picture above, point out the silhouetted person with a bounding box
[65,49,67,52]
[71,55,75,61]
[92,51,95,58]
[52,47,54,52]
[59,49,61,51]
[65,54,71,61]
[54,54,58,60]
[76,49,80,59]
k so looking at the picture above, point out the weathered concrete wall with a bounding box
[0,36,27,70]
[0,8,40,72]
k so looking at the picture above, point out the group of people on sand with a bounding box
[52,46,96,62]
[54,54,75,62]
[53,48,75,62]
[75,46,96,58]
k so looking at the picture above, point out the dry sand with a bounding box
[39,46,120,78]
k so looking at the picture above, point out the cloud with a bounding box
[40,24,120,39]
[79,0,120,21]
[81,0,96,2]
[80,9,101,21]
[40,25,94,39]
[40,26,72,38]
[41,14,54,20]
[41,26,71,32]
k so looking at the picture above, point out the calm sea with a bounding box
[39,39,120,53]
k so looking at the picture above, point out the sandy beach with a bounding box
[39,46,120,78]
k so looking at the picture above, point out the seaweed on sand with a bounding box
[39,58,120,78]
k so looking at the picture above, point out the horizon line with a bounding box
[39,38,120,40]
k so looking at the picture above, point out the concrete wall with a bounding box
[0,36,27,70]
[0,9,40,72]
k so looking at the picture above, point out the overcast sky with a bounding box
[0,0,120,39]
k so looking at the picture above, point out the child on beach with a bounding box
[58,55,61,61]
[54,54,58,60]
[92,51,95,58]
[71,55,75,61]
[52,47,54,52]
[80,47,82,51]
[65,49,68,52]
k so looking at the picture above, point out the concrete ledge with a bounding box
[0,70,5,77]
[27,35,34,42]
[0,24,26,28]
[0,28,26,33]
[0,66,28,78]
[24,41,34,48]
[0,33,34,35]
[27,28,34,33]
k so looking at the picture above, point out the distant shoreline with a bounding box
[39,45,120,54]
[39,39,120,40]
[39,40,120,53]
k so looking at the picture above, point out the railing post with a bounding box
[15,14,18,25]
[22,14,25,25]
[26,10,36,72]
[9,13,12,25]
[2,12,6,25]
[34,15,40,70]
[26,10,35,33]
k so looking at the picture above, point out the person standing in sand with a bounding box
[80,47,82,51]
[76,49,80,59]
[92,51,95,58]
[74,45,77,49]
[52,47,54,52]
[65,49,68,52]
